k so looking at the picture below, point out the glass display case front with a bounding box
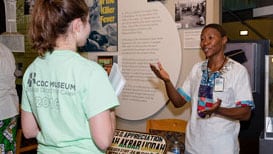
[265,55,273,139]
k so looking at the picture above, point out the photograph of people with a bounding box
[24,0,36,15]
[175,0,206,28]
[150,23,254,154]
[80,0,118,52]
[21,0,119,153]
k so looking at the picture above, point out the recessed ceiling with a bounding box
[222,0,273,22]
[253,5,273,17]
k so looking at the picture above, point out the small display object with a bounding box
[97,56,113,75]
[264,55,273,140]
[0,32,25,52]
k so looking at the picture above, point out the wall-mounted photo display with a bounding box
[80,0,118,52]
[24,0,36,15]
[174,0,206,29]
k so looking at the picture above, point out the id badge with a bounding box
[214,77,224,92]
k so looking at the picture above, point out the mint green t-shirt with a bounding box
[21,50,119,154]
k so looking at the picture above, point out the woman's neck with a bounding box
[54,45,76,52]
[208,55,226,72]
[55,35,77,52]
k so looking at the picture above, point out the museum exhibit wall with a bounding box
[3,0,220,133]
[115,0,221,132]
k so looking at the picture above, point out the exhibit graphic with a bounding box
[116,0,182,120]
[174,0,206,29]
[81,0,118,52]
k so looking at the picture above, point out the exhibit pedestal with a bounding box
[259,132,273,154]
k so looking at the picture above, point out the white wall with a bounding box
[116,0,221,132]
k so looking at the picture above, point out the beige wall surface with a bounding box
[116,0,220,132]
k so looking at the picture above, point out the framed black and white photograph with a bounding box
[174,0,206,29]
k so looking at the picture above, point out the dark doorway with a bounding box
[0,0,6,34]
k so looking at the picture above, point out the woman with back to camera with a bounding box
[150,23,254,154]
[21,0,119,153]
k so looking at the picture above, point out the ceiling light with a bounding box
[240,30,248,36]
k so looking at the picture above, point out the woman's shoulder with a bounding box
[72,55,107,78]
[75,55,104,71]
[226,58,247,71]
[192,60,207,70]
[221,58,249,79]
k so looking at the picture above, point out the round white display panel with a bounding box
[116,0,182,120]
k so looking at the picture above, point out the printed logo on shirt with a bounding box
[25,72,77,110]
[26,72,76,91]
[27,72,36,87]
